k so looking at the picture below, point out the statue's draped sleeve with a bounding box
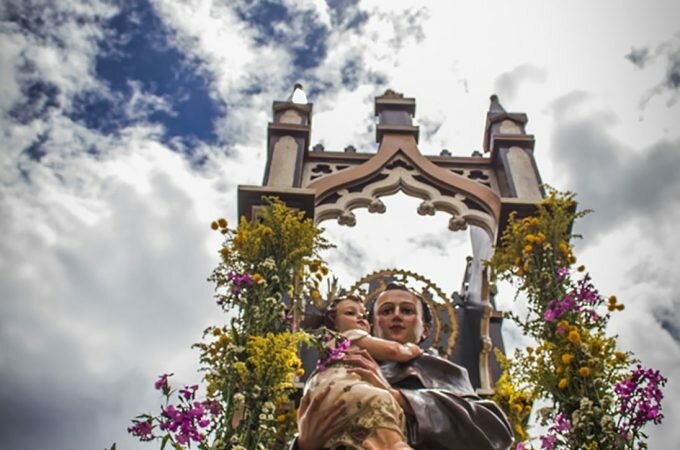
[381,354,514,450]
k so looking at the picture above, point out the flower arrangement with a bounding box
[128,197,332,449]
[489,189,667,450]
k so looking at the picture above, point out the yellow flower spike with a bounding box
[531,217,540,226]
[561,353,574,364]
[261,226,274,237]
[295,368,305,377]
[558,378,568,390]
[579,367,590,377]
[525,234,536,243]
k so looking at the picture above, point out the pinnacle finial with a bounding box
[489,94,506,113]
[288,83,308,104]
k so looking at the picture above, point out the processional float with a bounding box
[237,87,545,394]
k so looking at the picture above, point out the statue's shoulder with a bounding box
[410,352,476,395]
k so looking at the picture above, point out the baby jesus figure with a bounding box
[303,295,422,450]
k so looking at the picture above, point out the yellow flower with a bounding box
[210,221,219,230]
[561,353,574,364]
[252,273,264,283]
[525,234,536,243]
[615,351,626,362]
[559,241,570,255]
[320,265,329,275]
[558,378,568,389]
[579,367,590,377]
[218,218,228,228]
[310,289,321,301]
[535,232,546,243]
[568,331,581,346]
[295,368,305,377]
[276,414,287,424]
[608,295,617,305]
[616,304,625,311]
[523,244,533,254]
[577,265,585,272]
[212,327,222,336]
[261,226,274,237]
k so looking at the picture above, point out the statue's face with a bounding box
[334,299,370,333]
[373,290,429,344]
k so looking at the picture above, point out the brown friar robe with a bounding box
[380,352,514,450]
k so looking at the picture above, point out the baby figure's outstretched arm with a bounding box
[353,334,423,363]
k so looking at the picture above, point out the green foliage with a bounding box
[489,189,665,450]
[130,197,332,449]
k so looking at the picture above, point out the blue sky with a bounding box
[1,0,680,449]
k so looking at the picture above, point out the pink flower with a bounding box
[154,373,172,394]
[128,418,154,441]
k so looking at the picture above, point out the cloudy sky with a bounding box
[1,0,679,448]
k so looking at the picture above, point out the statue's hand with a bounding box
[344,348,390,391]
[297,384,348,450]
[344,349,413,414]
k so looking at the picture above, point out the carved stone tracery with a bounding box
[313,152,497,239]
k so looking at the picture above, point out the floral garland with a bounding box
[126,197,333,450]
[490,189,667,450]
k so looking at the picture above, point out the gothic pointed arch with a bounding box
[308,134,502,240]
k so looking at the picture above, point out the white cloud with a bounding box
[2,0,680,448]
